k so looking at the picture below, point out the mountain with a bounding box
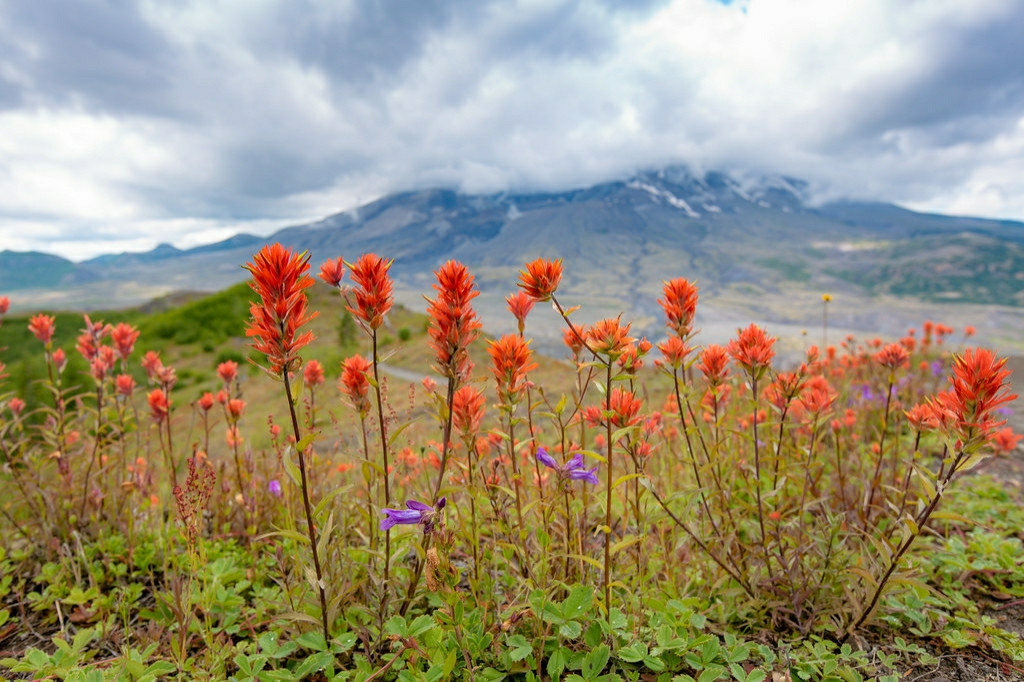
[5,166,1024,352]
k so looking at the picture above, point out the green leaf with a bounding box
[296,432,317,454]
[506,634,533,663]
[584,622,603,648]
[583,645,610,679]
[561,585,594,620]
[409,614,436,637]
[294,651,334,678]
[559,621,582,639]
[142,660,179,679]
[609,534,642,556]
[618,643,647,663]
[697,664,728,682]
[296,631,328,652]
[547,646,570,680]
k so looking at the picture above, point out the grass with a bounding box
[1,251,1023,680]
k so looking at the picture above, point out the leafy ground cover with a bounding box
[0,247,1022,681]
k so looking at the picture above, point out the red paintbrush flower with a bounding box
[346,253,393,330]
[217,360,239,385]
[764,372,803,410]
[319,257,346,287]
[874,342,909,371]
[28,314,56,345]
[795,375,836,418]
[148,388,170,423]
[452,385,486,440]
[197,391,214,411]
[488,334,537,401]
[658,336,693,369]
[587,316,633,360]
[905,402,939,432]
[505,290,534,336]
[698,344,730,385]
[991,427,1023,454]
[244,243,319,375]
[0,296,8,315]
[226,398,246,419]
[115,373,136,397]
[931,348,1017,452]
[76,331,98,362]
[583,387,643,428]
[727,324,776,376]
[563,325,588,359]
[425,260,481,383]
[303,359,325,387]
[339,354,373,415]
[110,322,140,361]
[658,278,699,338]
[517,257,563,302]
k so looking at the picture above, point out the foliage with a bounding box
[1,252,1023,680]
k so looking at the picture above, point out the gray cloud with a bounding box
[0,0,1022,260]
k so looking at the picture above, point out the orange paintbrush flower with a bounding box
[488,334,537,400]
[28,314,56,345]
[339,354,373,415]
[425,260,481,383]
[505,290,534,336]
[583,387,643,428]
[115,373,136,397]
[874,342,909,371]
[991,427,1023,454]
[698,344,730,385]
[346,253,394,330]
[658,278,699,338]
[148,388,170,423]
[517,257,563,302]
[658,336,693,369]
[563,325,588,359]
[110,322,140,361]
[244,243,319,375]
[587,316,633,360]
[795,375,836,418]
[319,257,346,288]
[727,323,776,376]
[217,360,239,385]
[452,385,486,440]
[303,359,325,387]
[931,348,1017,452]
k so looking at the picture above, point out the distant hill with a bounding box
[5,166,1024,352]
[0,251,78,290]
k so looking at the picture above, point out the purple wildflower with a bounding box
[536,448,599,485]
[380,497,447,533]
[930,360,944,377]
[268,479,282,497]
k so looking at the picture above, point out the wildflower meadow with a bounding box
[1,244,1023,680]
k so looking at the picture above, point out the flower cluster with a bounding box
[244,243,319,375]
[426,260,481,383]
[346,253,394,330]
[517,258,563,302]
[488,334,537,402]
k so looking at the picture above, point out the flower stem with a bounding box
[282,367,330,642]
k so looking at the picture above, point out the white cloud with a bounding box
[0,0,1022,260]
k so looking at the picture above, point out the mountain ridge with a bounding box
[4,165,1024,353]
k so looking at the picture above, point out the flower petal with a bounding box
[536,448,558,470]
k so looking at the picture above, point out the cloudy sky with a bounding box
[1,0,1023,261]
